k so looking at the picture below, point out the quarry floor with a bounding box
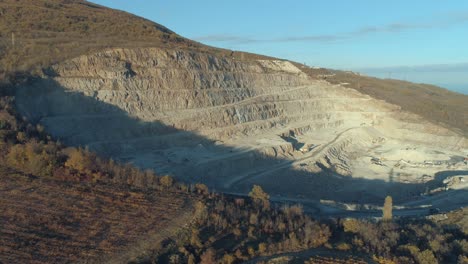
[125,123,468,216]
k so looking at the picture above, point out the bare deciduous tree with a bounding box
[382,196,393,221]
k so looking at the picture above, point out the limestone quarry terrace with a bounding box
[15,47,468,214]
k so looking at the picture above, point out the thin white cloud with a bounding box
[194,35,258,43]
[358,63,468,73]
[193,11,468,44]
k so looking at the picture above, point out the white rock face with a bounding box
[16,47,467,204]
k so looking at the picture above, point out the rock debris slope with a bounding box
[16,48,467,204]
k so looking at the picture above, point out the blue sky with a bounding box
[90,0,468,94]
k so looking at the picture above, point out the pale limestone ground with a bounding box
[16,47,467,210]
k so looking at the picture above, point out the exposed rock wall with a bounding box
[15,47,467,202]
[18,48,390,145]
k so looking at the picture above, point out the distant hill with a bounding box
[445,84,468,95]
[293,64,468,136]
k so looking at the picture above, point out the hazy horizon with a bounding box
[354,64,468,94]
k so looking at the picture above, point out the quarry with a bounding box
[15,47,468,215]
[3,1,468,262]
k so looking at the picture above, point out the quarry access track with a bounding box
[222,126,362,189]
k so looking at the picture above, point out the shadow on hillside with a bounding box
[14,77,468,212]
[434,170,468,181]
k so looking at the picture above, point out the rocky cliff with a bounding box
[16,47,467,203]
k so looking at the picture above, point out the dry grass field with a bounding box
[0,0,274,81]
[0,166,193,263]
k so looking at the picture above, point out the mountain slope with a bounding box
[2,0,464,206]
[294,64,468,136]
[15,47,467,206]
[1,1,467,263]
[1,0,466,138]
[0,0,272,80]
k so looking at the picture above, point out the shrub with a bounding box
[160,175,174,188]
[336,242,352,251]
[200,248,216,264]
[342,218,360,233]
[248,185,270,208]
[0,119,10,129]
[415,250,438,264]
[7,141,59,177]
[64,148,97,173]
[221,254,236,264]
[195,183,209,195]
